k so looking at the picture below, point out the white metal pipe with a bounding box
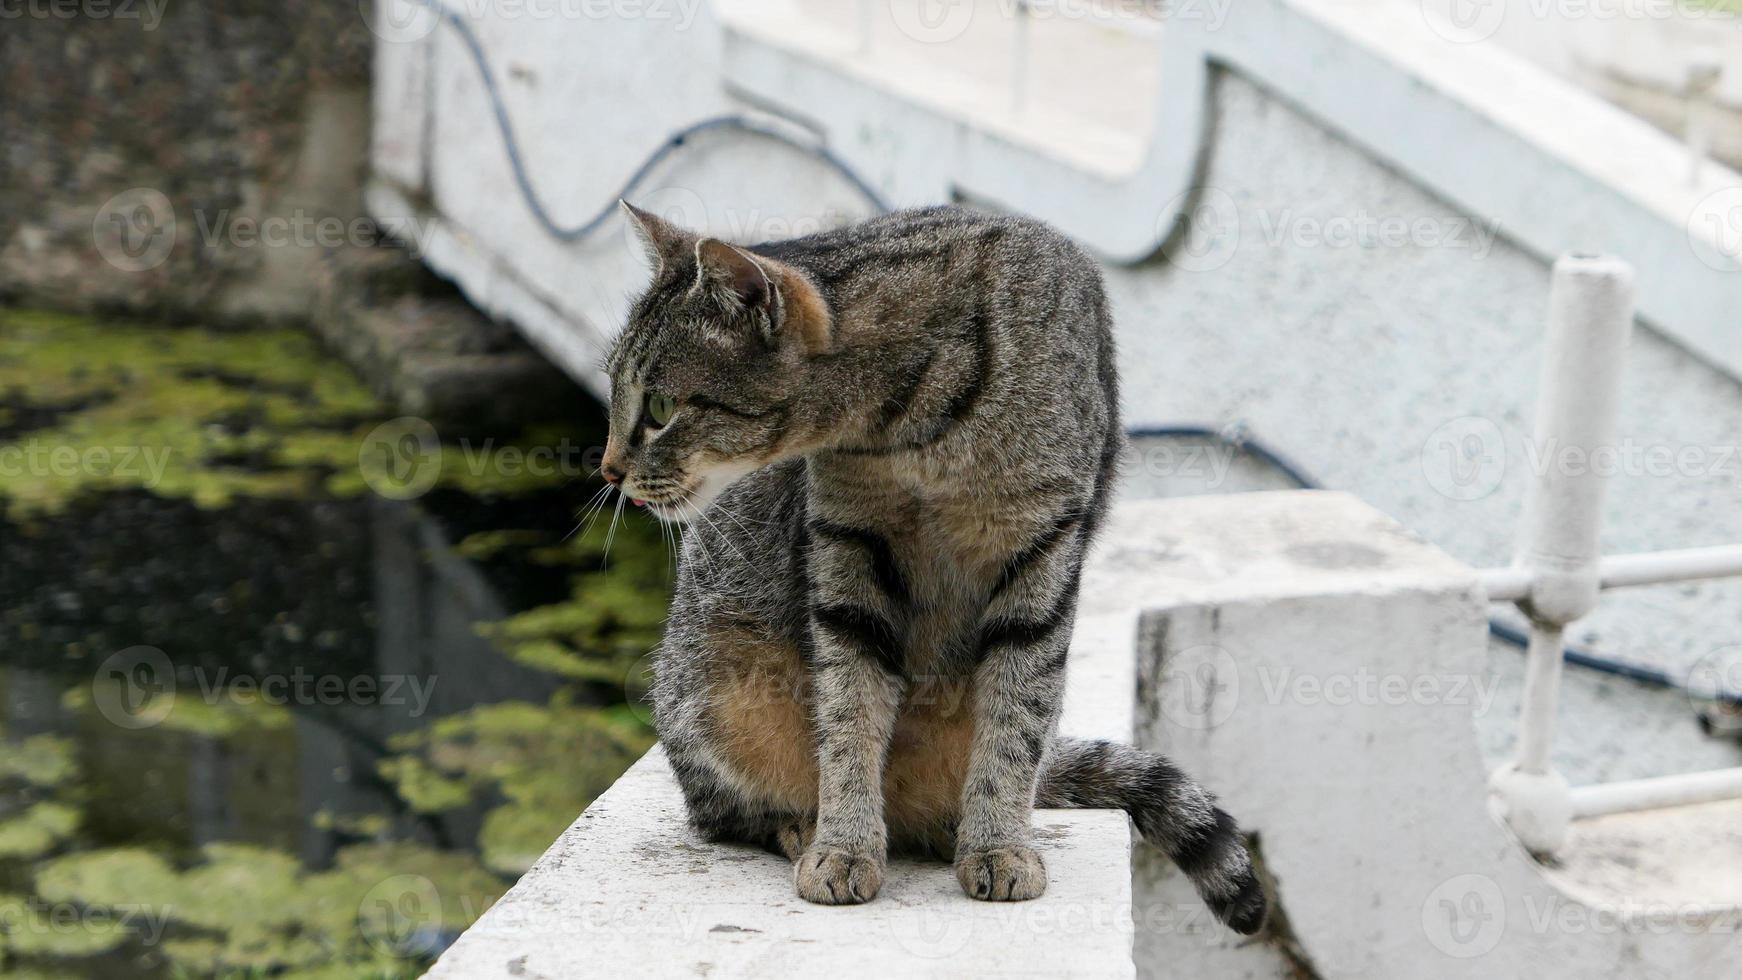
[1514,253,1636,627]
[1515,623,1567,776]
[1599,543,1742,590]
[1570,766,1742,819]
[1508,256,1635,780]
[1478,566,1533,603]
[1479,543,1742,603]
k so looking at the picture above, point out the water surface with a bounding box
[0,310,668,978]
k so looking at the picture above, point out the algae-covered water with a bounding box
[0,309,670,978]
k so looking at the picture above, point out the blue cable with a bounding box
[412,1,1717,704]
[421,0,891,243]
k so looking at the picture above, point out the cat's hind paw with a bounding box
[772,818,815,862]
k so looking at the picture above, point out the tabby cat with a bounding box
[599,202,1266,932]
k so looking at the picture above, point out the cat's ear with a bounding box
[694,237,834,354]
[620,200,695,276]
[693,238,772,312]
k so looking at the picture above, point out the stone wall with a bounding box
[0,0,370,321]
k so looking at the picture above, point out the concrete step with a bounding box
[1549,797,1742,915]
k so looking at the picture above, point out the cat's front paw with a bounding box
[794,845,884,905]
[955,846,1047,901]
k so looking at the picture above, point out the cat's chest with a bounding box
[892,499,1039,595]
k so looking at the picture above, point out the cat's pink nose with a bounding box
[602,462,625,485]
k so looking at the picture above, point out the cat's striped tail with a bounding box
[1037,737,1268,935]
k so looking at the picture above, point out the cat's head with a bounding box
[601,202,833,522]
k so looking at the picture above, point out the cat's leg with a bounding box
[953,521,1084,901]
[795,518,910,905]
[666,746,798,849]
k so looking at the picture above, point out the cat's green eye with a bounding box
[644,392,677,428]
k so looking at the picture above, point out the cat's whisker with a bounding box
[564,484,614,542]
[660,509,680,579]
[601,494,627,570]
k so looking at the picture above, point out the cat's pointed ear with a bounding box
[620,200,694,276]
[693,238,772,311]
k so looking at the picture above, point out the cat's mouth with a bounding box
[628,485,698,523]
[624,460,760,525]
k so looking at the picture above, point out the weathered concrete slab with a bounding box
[424,749,1134,979]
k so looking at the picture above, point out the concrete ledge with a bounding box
[425,749,1134,979]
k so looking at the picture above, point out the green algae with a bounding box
[310,811,391,839]
[373,757,475,815]
[0,803,81,861]
[0,308,682,974]
[0,891,131,959]
[59,684,293,738]
[379,698,654,874]
[32,840,505,976]
[474,513,671,697]
[0,735,79,789]
[0,309,591,518]
[451,529,547,561]
[0,310,377,518]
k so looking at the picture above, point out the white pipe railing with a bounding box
[1571,767,1742,820]
[1485,253,1742,853]
[1479,543,1742,602]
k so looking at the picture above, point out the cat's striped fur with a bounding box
[601,203,1265,931]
